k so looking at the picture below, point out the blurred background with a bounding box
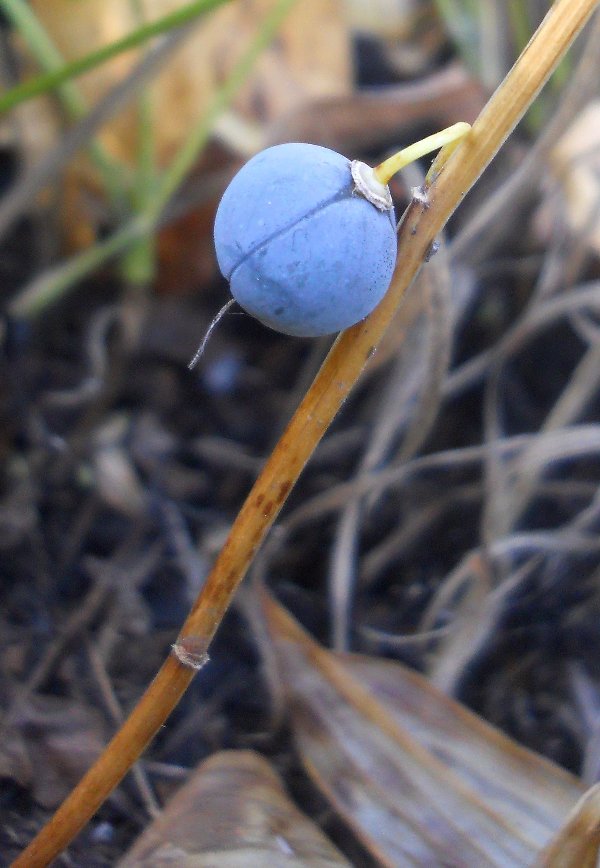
[1,1,600,864]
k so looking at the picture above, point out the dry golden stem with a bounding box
[13,0,599,865]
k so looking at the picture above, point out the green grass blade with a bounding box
[0,0,233,116]
[0,0,85,115]
[1,0,128,208]
[9,0,299,320]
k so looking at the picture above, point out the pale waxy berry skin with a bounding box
[213,142,397,337]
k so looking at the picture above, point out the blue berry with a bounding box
[213,143,397,337]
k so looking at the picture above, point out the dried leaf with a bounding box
[0,695,106,809]
[0,722,32,790]
[118,749,350,867]
[19,0,351,287]
[344,0,443,76]
[25,0,350,169]
[550,100,600,256]
[262,591,590,867]
[345,0,420,38]
[536,784,600,868]
[266,61,485,153]
[92,416,148,517]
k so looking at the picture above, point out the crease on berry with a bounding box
[224,183,352,282]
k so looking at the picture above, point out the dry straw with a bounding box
[12,0,599,864]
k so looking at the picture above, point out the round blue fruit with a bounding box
[213,142,397,337]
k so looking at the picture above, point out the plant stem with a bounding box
[373,122,470,185]
[0,0,233,115]
[11,0,599,865]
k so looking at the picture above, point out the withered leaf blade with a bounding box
[22,0,351,273]
[0,694,106,809]
[536,784,600,868]
[27,0,351,168]
[118,749,350,867]
[550,100,600,257]
[262,592,590,867]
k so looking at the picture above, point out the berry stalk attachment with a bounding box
[208,123,471,344]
